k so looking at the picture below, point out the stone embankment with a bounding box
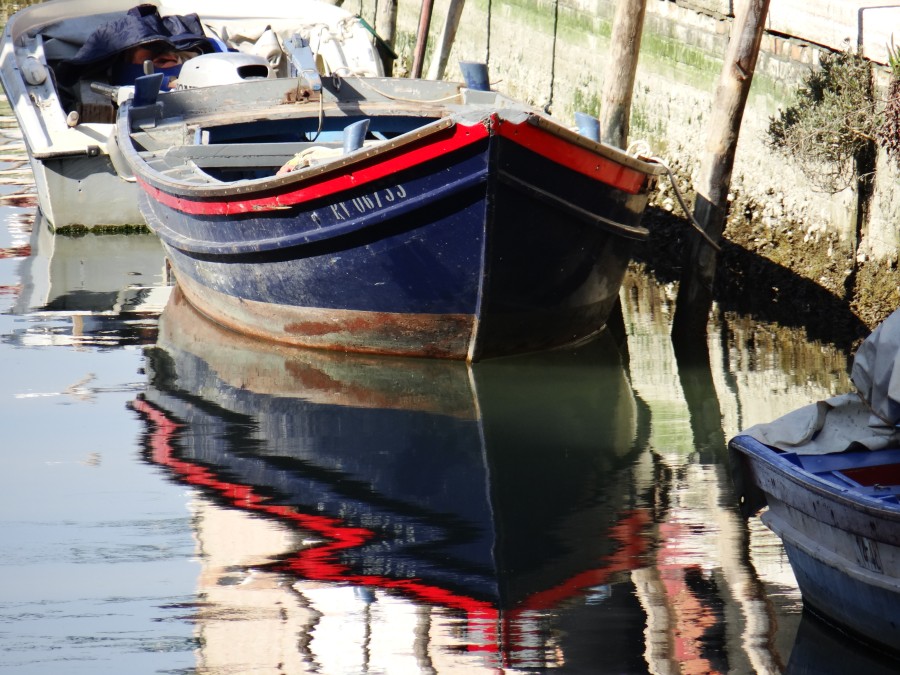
[355,0,900,344]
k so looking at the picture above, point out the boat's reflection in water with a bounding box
[7,214,169,348]
[787,610,900,674]
[134,288,654,671]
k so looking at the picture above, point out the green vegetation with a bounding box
[880,39,900,165]
[55,224,150,236]
[767,51,878,193]
[571,88,599,119]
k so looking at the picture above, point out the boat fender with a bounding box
[21,57,47,86]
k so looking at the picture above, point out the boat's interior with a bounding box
[780,448,900,503]
[131,110,452,184]
[14,3,382,124]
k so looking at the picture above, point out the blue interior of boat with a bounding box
[179,114,445,181]
[202,115,434,145]
[779,449,900,502]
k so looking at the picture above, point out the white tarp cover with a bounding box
[742,308,900,454]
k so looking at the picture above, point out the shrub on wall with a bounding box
[879,40,900,165]
[767,50,878,194]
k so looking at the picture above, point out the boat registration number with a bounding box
[329,185,408,221]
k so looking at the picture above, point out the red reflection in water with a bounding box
[0,244,30,259]
[132,396,653,663]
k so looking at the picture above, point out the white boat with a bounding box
[0,0,383,230]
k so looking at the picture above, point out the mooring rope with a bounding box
[544,0,560,114]
[485,0,492,66]
[626,141,722,253]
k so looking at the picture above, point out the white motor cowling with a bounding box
[175,52,274,89]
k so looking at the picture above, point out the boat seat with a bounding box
[163,142,344,169]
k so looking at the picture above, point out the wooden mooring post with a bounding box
[375,0,399,75]
[411,0,435,78]
[599,0,647,349]
[671,0,771,344]
[600,0,647,148]
[427,0,466,80]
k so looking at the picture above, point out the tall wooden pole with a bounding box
[600,0,647,148]
[427,0,466,80]
[599,0,646,352]
[411,0,435,78]
[671,0,770,342]
[375,0,399,76]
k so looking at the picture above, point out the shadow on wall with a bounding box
[633,206,869,353]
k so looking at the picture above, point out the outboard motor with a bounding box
[174,52,274,89]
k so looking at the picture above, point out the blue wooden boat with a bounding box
[729,434,900,653]
[115,63,664,360]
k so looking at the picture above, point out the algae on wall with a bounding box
[354,0,900,326]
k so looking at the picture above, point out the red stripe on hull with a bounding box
[141,121,492,216]
[495,119,649,194]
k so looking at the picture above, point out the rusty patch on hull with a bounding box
[159,287,478,416]
[175,272,475,360]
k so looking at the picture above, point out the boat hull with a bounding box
[134,105,655,360]
[729,434,900,653]
[32,152,144,229]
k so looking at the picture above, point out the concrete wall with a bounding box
[355,0,900,274]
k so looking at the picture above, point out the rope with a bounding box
[329,68,462,103]
[626,141,721,253]
[545,0,559,114]
[485,0,492,66]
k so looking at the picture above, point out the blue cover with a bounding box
[57,4,216,85]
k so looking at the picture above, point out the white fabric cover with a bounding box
[742,309,900,454]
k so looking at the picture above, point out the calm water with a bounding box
[1,115,899,674]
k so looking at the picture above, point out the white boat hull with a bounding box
[1,0,383,229]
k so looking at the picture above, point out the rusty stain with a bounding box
[159,286,477,416]
[172,269,475,359]
[0,244,31,259]
[0,194,37,208]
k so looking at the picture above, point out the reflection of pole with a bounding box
[672,0,770,341]
[411,0,435,78]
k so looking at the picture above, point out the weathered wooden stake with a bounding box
[411,0,435,78]
[375,0,399,76]
[671,0,771,342]
[600,0,647,148]
[599,0,646,352]
[427,0,466,80]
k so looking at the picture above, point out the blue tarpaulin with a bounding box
[57,4,216,85]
